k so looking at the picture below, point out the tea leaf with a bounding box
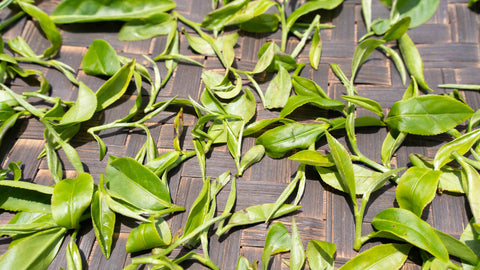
[396,166,441,217]
[385,95,474,135]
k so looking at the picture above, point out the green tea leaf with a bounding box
[60,82,97,125]
[0,180,53,213]
[309,25,322,70]
[325,132,356,202]
[372,208,449,262]
[256,123,329,158]
[306,240,336,270]
[183,177,211,246]
[18,2,62,58]
[460,219,480,269]
[279,95,345,118]
[126,216,171,253]
[202,0,250,32]
[220,203,301,234]
[96,59,135,111]
[409,153,464,194]
[225,0,276,26]
[395,166,441,217]
[398,33,432,91]
[286,0,344,30]
[290,217,305,270]
[52,173,94,229]
[262,222,291,270]
[385,95,474,135]
[456,155,480,230]
[341,95,384,119]
[292,75,329,99]
[383,17,411,42]
[238,13,279,33]
[265,65,292,109]
[434,229,479,265]
[391,0,440,29]
[52,0,176,23]
[239,145,265,176]
[0,227,67,270]
[91,189,115,259]
[381,129,407,168]
[252,42,275,74]
[66,232,82,270]
[339,243,411,270]
[81,40,120,76]
[351,38,385,83]
[118,13,174,41]
[104,156,172,211]
[434,128,480,170]
[289,150,334,167]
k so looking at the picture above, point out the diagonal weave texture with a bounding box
[0,0,479,269]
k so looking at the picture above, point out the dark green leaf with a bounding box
[385,95,474,135]
[81,40,120,76]
[256,123,329,158]
[372,208,449,262]
[52,0,176,23]
[118,13,175,41]
[396,166,441,216]
[239,13,279,33]
[339,243,411,270]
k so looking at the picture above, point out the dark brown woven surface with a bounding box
[0,0,479,269]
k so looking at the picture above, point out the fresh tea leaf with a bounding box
[81,40,121,76]
[385,95,474,135]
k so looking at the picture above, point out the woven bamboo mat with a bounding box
[0,0,479,269]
